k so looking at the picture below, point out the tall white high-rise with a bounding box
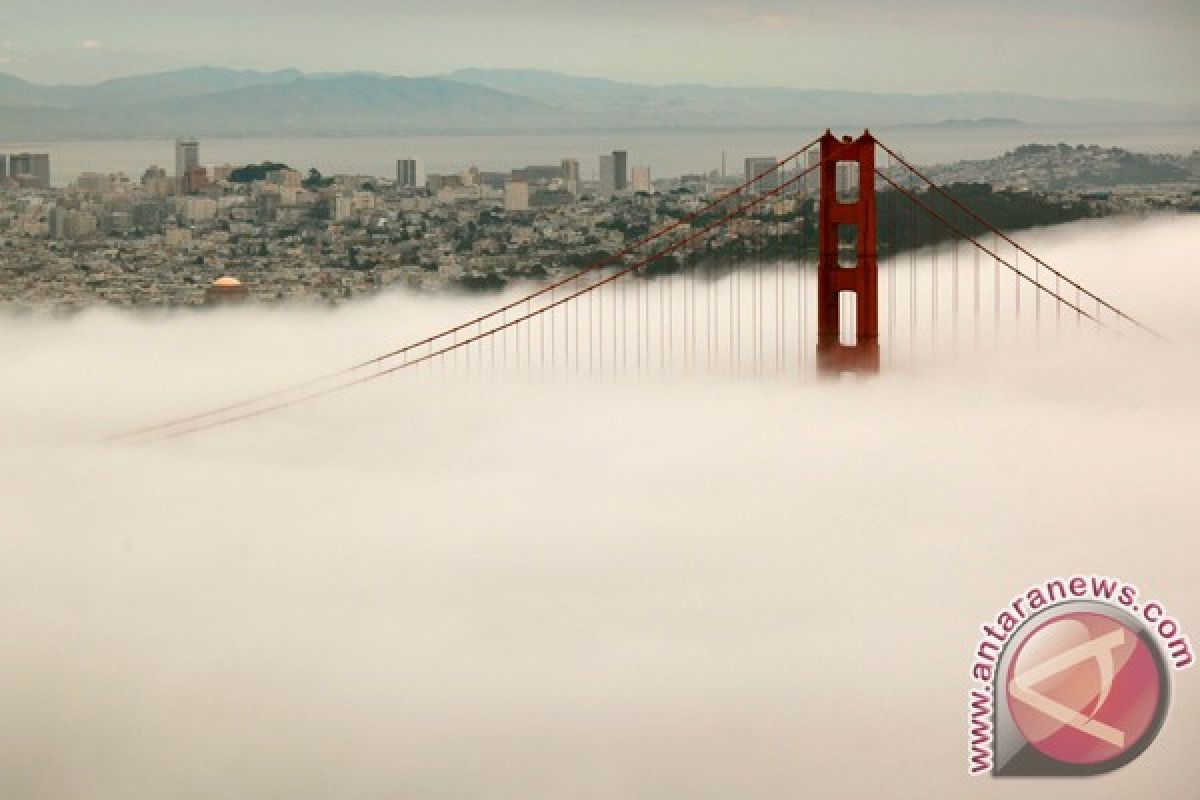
[175,138,199,179]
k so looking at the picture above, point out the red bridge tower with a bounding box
[817,131,880,374]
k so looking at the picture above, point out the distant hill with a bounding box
[920,143,1200,190]
[0,66,1195,139]
[446,68,1194,128]
[0,72,567,137]
[0,66,304,109]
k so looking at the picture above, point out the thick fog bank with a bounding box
[1,215,1199,798]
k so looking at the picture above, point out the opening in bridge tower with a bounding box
[817,131,879,374]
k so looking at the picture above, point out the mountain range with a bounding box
[0,67,1195,139]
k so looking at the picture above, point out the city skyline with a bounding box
[3,127,1194,315]
[1,1,1197,103]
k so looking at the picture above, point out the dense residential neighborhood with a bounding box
[1,141,1197,313]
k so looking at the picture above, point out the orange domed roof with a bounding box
[212,276,242,287]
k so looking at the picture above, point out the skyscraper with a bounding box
[10,153,50,187]
[396,159,418,187]
[611,150,628,191]
[744,157,779,193]
[837,161,859,202]
[598,150,628,196]
[561,158,580,196]
[598,154,615,197]
[560,158,580,183]
[804,149,821,195]
[175,138,199,179]
[9,154,31,180]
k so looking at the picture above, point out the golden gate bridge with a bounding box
[110,131,1158,441]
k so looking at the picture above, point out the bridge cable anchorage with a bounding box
[874,139,1162,340]
[126,156,828,441]
[874,169,1101,325]
[103,136,826,443]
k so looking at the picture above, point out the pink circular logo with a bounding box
[1006,611,1164,766]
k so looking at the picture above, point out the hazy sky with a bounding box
[1,1,1197,102]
